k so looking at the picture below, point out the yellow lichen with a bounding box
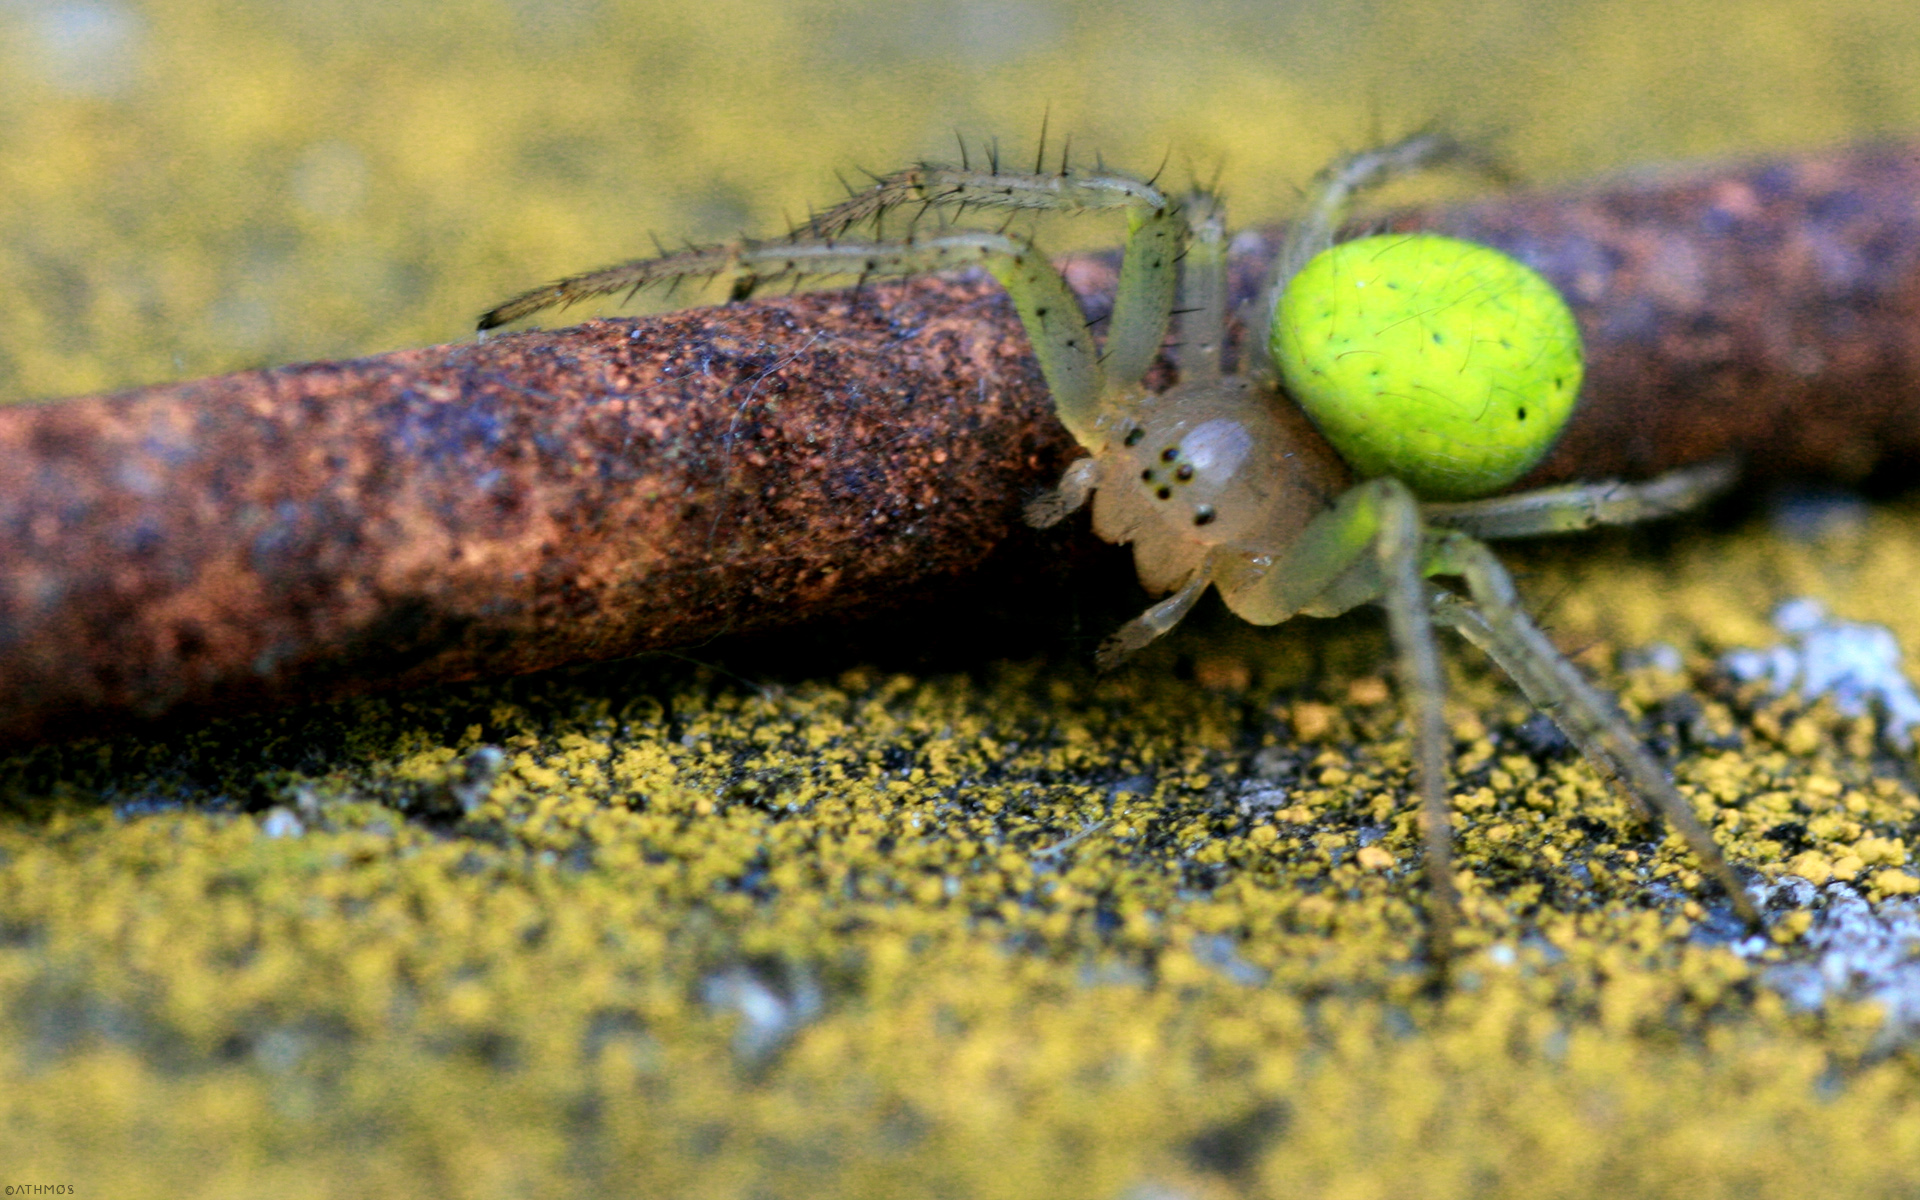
[7,1,1920,1191]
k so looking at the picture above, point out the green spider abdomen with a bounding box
[1270,233,1583,502]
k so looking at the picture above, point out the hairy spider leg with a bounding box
[1422,457,1740,540]
[797,162,1192,402]
[1277,132,1510,304]
[1172,190,1228,382]
[800,164,1215,471]
[1003,177,1228,495]
[1188,477,1461,960]
[1091,554,1220,669]
[1377,481,1462,968]
[1424,537,1763,928]
[798,161,1172,241]
[479,162,1194,429]
[1213,469,1761,949]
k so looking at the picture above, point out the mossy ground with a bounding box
[8,0,1920,1195]
[9,504,1920,1196]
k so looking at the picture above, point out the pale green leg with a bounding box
[799,163,1173,241]
[1274,132,1505,293]
[1221,478,1462,967]
[1423,457,1740,540]
[984,246,1106,446]
[1425,533,1763,929]
[478,223,1116,442]
[1226,473,1766,957]
[1024,458,1100,528]
[1093,555,1217,671]
[1174,191,1228,382]
[1006,198,1192,521]
[787,156,1190,407]
[1242,132,1503,380]
[1094,487,1382,666]
[482,154,1198,454]
[790,157,1199,394]
[1217,481,1388,625]
[482,226,1068,330]
[1101,206,1186,393]
[791,156,1189,405]
[1373,479,1462,971]
[1098,481,1390,664]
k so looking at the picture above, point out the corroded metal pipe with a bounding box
[3,141,1919,746]
[0,281,1069,747]
[1420,143,1920,484]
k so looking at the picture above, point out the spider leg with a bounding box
[1213,480,1387,626]
[1375,480,1461,971]
[790,158,1194,396]
[1094,553,1217,670]
[1025,457,1101,528]
[484,229,1114,447]
[479,242,743,329]
[1172,190,1228,383]
[1425,531,1764,930]
[1276,131,1506,289]
[1102,204,1186,392]
[1423,457,1740,540]
[1212,478,1463,968]
[1240,131,1507,378]
[481,172,1192,457]
[799,162,1172,241]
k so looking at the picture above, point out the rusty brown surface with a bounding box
[0,279,1074,747]
[1415,142,1920,485]
[4,140,1920,747]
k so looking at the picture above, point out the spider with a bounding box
[479,132,1765,965]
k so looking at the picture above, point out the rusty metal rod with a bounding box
[3,141,1919,747]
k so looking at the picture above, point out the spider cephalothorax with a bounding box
[480,132,1762,968]
[1061,376,1350,599]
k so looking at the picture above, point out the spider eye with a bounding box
[1125,417,1258,538]
[1123,427,1145,447]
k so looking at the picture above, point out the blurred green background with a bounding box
[2,0,1918,402]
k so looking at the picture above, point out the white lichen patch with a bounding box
[1724,598,1920,748]
[1742,877,1920,1044]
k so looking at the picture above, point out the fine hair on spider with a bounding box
[479,130,1766,973]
